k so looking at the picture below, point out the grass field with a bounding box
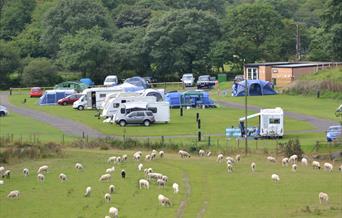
[0,149,341,217]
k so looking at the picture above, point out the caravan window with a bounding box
[121,100,126,103]
[121,108,126,114]
[269,118,280,124]
[148,107,157,113]
[113,103,120,108]
[100,94,106,98]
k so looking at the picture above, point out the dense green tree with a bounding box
[115,5,152,28]
[0,40,21,88]
[164,0,226,14]
[0,0,36,40]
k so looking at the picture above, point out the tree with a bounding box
[164,0,226,14]
[21,58,60,87]
[42,0,114,57]
[0,41,21,87]
[0,0,36,40]
[143,9,221,77]
[114,5,152,28]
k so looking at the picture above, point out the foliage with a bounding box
[114,5,152,28]
[278,138,304,159]
[0,40,21,88]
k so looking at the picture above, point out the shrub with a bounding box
[278,138,304,158]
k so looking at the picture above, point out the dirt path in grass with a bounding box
[176,172,191,218]
[0,92,105,138]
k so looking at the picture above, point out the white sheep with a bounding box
[271,174,280,182]
[37,173,45,182]
[235,154,241,162]
[144,168,153,175]
[104,193,111,203]
[319,192,329,204]
[106,166,115,174]
[267,156,276,163]
[3,170,10,178]
[323,162,333,172]
[292,164,297,172]
[139,179,149,189]
[147,172,163,181]
[116,156,122,163]
[0,166,5,175]
[207,151,212,157]
[251,162,256,172]
[158,194,171,207]
[162,175,168,182]
[199,149,205,157]
[178,150,191,158]
[289,154,298,164]
[7,190,20,199]
[145,154,151,160]
[122,154,128,161]
[0,180,4,185]
[37,165,48,174]
[157,179,166,188]
[339,164,342,172]
[109,184,115,194]
[138,163,143,171]
[133,151,142,161]
[312,161,321,170]
[217,154,224,162]
[301,158,308,166]
[23,168,29,177]
[282,158,289,167]
[99,174,112,182]
[172,183,179,194]
[107,156,117,164]
[59,173,67,182]
[84,186,91,197]
[159,150,164,158]
[109,207,118,218]
[227,164,233,173]
[75,163,83,170]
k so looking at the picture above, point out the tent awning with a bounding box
[239,113,261,121]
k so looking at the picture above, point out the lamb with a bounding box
[267,156,276,163]
[150,152,157,160]
[107,156,117,164]
[251,162,256,172]
[161,175,168,182]
[144,168,153,175]
[59,173,67,182]
[157,179,166,188]
[199,149,205,157]
[147,172,163,181]
[271,174,280,182]
[0,166,5,176]
[0,180,3,185]
[207,152,212,157]
[323,162,333,172]
[145,154,151,160]
[172,183,179,194]
[292,164,297,172]
[23,168,29,177]
[122,154,128,161]
[319,192,329,204]
[121,169,126,179]
[282,158,289,167]
[226,156,235,164]
[312,161,321,170]
[109,207,118,218]
[217,154,224,162]
[138,163,143,171]
[106,166,115,174]
[37,173,45,182]
[133,151,142,161]
[3,170,11,179]
[235,154,241,162]
[227,164,233,173]
[7,190,20,199]
[159,151,164,158]
[84,186,91,197]
[289,154,298,164]
[339,164,342,172]
[37,165,48,174]
[139,179,149,189]
[178,150,191,158]
[109,185,115,194]
[158,194,171,207]
[104,193,111,203]
[301,158,308,166]
[99,174,112,182]
[75,163,83,170]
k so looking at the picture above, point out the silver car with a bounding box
[115,111,155,127]
[0,105,8,117]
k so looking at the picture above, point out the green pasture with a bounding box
[0,149,341,218]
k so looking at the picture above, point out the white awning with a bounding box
[124,102,148,109]
[239,113,261,121]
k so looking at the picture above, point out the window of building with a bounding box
[247,68,258,79]
[269,118,280,124]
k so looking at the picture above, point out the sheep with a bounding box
[104,193,111,203]
[84,186,91,197]
[144,168,153,175]
[157,179,166,188]
[199,149,205,157]
[59,173,67,182]
[159,151,164,158]
[217,154,224,162]
[251,162,256,172]
[267,156,276,163]
[226,159,233,165]
[107,156,117,164]
[105,216,111,218]
[109,184,115,194]
[292,164,297,172]
[161,175,168,182]
[150,152,157,160]
[138,163,143,171]
[37,165,48,174]
[158,194,171,207]
[37,173,45,182]
[271,174,280,182]
[0,166,5,176]
[99,174,112,182]
[323,163,333,172]
[178,150,191,158]
[282,158,289,167]
[133,151,142,161]
[109,207,118,218]
[75,163,83,170]
[122,154,128,161]
[0,180,3,185]
[3,170,11,179]
[106,166,115,174]
[207,152,212,157]
[319,192,329,204]
[301,158,308,166]
[227,164,233,173]
[172,183,179,194]
[121,169,126,179]
[147,172,163,181]
[7,190,20,199]
[235,154,241,162]
[339,165,342,172]
[145,154,151,160]
[139,179,149,189]
[23,168,29,177]
[116,156,122,163]
[226,156,235,164]
[289,154,298,164]
[312,161,321,170]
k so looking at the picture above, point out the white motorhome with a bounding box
[239,107,284,137]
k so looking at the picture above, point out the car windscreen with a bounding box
[183,76,193,80]
[198,76,208,81]
[105,77,117,82]
[31,88,41,91]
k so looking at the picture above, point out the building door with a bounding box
[91,91,96,109]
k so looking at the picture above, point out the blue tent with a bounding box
[39,90,76,105]
[80,78,94,87]
[165,91,215,108]
[165,92,182,108]
[232,80,277,97]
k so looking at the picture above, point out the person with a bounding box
[121,169,126,179]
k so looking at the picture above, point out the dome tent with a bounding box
[232,80,277,97]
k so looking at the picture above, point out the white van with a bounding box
[104,75,118,86]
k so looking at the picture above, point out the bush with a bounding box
[278,138,304,159]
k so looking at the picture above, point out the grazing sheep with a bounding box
[106,167,115,174]
[147,172,163,181]
[37,173,45,182]
[282,158,289,167]
[235,154,241,162]
[226,156,235,164]
[0,180,3,185]
[339,165,342,172]
[267,156,276,163]
[104,193,111,203]
[109,185,115,194]
[109,207,119,218]
[227,164,233,173]
[319,192,329,204]
[271,174,280,182]
[37,165,48,174]
[75,163,83,170]
[301,158,308,166]
[99,174,112,182]
[116,156,122,163]
[105,216,111,218]
[161,175,168,182]
[122,154,128,161]
[145,154,151,160]
[251,162,256,172]
[158,194,171,207]
[3,170,11,179]
[157,179,166,188]
[178,150,191,158]
[312,161,321,170]
[138,163,143,171]
[0,166,5,176]
[324,163,333,172]
[144,168,153,175]
[139,179,149,189]
[133,151,142,161]
[226,159,233,165]
[84,186,91,197]
[217,154,224,162]
[289,154,298,164]
[121,170,126,179]
[150,152,157,160]
[199,149,205,157]
[172,183,179,194]
[59,173,67,182]
[107,156,117,164]
[292,164,297,172]
[159,151,164,158]
[207,152,212,157]
[23,168,29,177]
[7,190,20,199]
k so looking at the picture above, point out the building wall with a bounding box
[292,67,317,79]
[271,68,293,87]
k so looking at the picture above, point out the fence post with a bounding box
[62,134,65,145]
[82,132,85,138]
[161,136,164,145]
[208,136,211,146]
[9,88,12,95]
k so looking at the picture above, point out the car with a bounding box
[115,110,155,127]
[29,87,43,98]
[196,75,216,89]
[57,94,83,106]
[104,75,118,86]
[326,125,342,142]
[0,105,8,116]
[181,74,195,87]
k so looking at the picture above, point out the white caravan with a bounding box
[239,107,284,137]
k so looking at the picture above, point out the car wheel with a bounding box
[63,102,67,106]
[78,105,84,110]
[119,120,126,127]
[143,120,150,127]
[0,111,5,117]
